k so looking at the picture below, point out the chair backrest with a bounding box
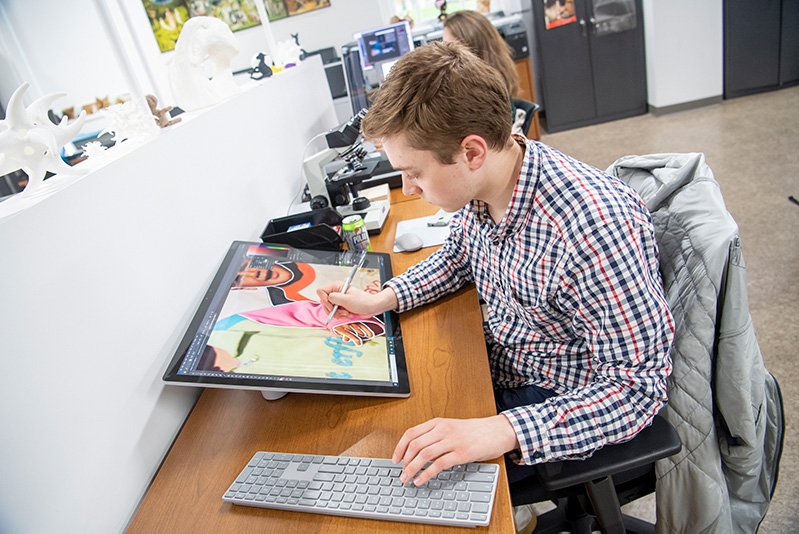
[512,98,540,138]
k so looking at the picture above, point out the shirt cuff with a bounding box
[384,276,417,313]
[503,406,598,465]
[502,406,549,465]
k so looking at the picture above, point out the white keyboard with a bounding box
[223,451,499,528]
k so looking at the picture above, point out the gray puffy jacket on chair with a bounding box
[607,153,784,533]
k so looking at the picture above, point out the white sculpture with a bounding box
[81,141,107,160]
[0,82,87,197]
[273,39,302,67]
[168,16,241,111]
[99,97,160,144]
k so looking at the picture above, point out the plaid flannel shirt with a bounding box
[385,138,674,465]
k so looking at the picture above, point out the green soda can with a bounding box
[341,215,372,252]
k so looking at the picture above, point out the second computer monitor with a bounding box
[354,20,414,75]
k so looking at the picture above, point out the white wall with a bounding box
[0,0,135,115]
[0,58,338,533]
[642,0,723,108]
[0,0,388,113]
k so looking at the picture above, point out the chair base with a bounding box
[533,497,656,534]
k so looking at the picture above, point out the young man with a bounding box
[317,41,674,489]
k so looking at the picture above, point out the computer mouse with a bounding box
[394,232,424,252]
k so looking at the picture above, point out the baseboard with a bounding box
[648,96,723,116]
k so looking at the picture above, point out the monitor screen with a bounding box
[163,242,409,398]
[354,20,414,71]
[342,44,370,114]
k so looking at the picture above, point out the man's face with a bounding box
[382,134,473,212]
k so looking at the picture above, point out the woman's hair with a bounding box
[443,10,520,99]
[360,41,513,165]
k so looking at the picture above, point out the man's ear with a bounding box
[460,135,488,170]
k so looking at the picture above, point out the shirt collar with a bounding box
[468,135,537,239]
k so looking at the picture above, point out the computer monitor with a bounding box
[163,242,410,399]
[354,20,414,73]
[342,43,370,114]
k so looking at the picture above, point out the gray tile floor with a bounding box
[537,85,799,533]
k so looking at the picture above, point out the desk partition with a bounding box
[0,57,341,533]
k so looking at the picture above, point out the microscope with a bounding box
[303,110,390,233]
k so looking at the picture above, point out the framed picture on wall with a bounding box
[285,0,331,16]
[143,0,263,53]
[543,0,577,30]
[142,0,191,53]
[144,0,332,51]
[264,0,331,21]
[262,0,289,21]
[185,0,262,32]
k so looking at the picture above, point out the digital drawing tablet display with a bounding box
[163,242,409,397]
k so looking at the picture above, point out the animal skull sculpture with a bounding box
[168,16,241,111]
[0,82,87,197]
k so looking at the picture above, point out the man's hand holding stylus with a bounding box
[317,285,399,321]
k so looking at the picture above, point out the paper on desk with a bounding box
[360,183,390,201]
[393,210,453,252]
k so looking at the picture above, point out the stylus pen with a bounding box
[325,251,367,325]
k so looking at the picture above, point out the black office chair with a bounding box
[512,98,540,138]
[510,414,681,534]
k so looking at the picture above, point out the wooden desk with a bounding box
[127,198,514,533]
[389,186,416,205]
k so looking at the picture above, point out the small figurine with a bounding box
[95,95,111,110]
[100,97,160,143]
[436,0,448,21]
[291,33,310,61]
[250,52,273,80]
[274,39,302,68]
[81,140,108,160]
[145,94,182,128]
[390,15,414,28]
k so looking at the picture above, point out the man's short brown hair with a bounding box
[360,41,513,165]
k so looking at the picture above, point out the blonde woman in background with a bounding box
[442,10,520,100]
[442,10,528,133]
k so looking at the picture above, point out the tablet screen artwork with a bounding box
[163,242,409,398]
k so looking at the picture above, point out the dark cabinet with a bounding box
[531,0,647,133]
[724,0,799,98]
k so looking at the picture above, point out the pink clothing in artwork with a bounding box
[241,301,385,342]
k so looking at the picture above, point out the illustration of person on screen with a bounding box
[231,258,316,306]
[221,257,385,343]
[203,256,387,374]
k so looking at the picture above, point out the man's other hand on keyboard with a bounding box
[392,415,518,486]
